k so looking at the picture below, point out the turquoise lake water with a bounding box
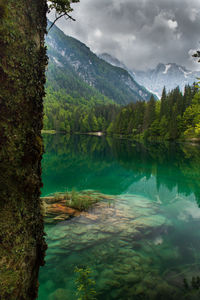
[38,134,200,300]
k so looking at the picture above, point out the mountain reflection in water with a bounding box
[38,134,200,300]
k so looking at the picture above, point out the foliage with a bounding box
[45,22,152,107]
[182,91,200,139]
[193,50,200,63]
[43,82,200,141]
[43,22,157,134]
[44,25,123,132]
[183,276,200,298]
[47,0,79,31]
[48,0,79,15]
[44,86,119,133]
[109,84,199,141]
[74,266,97,300]
[44,24,200,140]
[65,189,103,211]
[184,276,200,290]
[44,80,200,141]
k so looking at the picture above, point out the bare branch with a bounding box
[47,13,76,33]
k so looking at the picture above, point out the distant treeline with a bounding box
[44,84,200,141]
[43,86,119,133]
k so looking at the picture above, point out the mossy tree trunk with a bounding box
[0,0,47,299]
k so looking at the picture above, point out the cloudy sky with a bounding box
[49,0,200,71]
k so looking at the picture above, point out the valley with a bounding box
[44,22,200,142]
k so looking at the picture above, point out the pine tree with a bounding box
[143,95,156,130]
[160,86,167,119]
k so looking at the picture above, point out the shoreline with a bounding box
[42,130,200,144]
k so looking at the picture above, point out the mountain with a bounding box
[99,53,200,98]
[99,53,128,70]
[133,63,200,98]
[45,22,153,105]
[99,52,136,82]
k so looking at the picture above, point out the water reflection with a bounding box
[39,134,200,300]
[42,134,200,205]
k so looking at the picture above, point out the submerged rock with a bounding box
[41,191,180,300]
[41,190,115,224]
[48,288,71,300]
[44,280,55,292]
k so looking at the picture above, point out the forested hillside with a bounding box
[44,88,119,132]
[108,84,200,141]
[133,63,200,98]
[100,52,200,98]
[44,22,160,133]
[44,82,200,141]
[46,21,153,105]
[44,23,200,141]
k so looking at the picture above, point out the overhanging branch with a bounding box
[47,13,76,33]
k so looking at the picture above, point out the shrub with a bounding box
[74,266,97,300]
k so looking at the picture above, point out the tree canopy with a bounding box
[48,0,79,31]
[193,50,200,63]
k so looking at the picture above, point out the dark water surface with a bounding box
[38,134,200,299]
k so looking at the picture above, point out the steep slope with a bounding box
[46,42,111,105]
[99,52,136,80]
[99,53,128,70]
[46,23,153,105]
[99,53,200,99]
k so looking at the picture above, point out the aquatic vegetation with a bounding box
[39,135,200,300]
[65,189,106,211]
[74,266,97,300]
[54,192,63,201]
[41,190,115,223]
[42,189,109,212]
[183,276,200,298]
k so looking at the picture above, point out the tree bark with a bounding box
[0,0,47,299]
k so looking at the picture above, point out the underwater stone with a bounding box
[110,288,122,299]
[123,273,141,284]
[44,280,55,292]
[134,214,168,230]
[48,288,71,300]
[134,284,146,295]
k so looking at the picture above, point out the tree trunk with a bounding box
[0,0,47,299]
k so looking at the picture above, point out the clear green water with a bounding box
[38,134,200,300]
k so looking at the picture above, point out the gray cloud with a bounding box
[48,0,200,71]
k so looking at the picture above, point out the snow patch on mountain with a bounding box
[133,62,200,97]
[178,66,192,78]
[52,57,63,67]
[163,64,171,74]
[98,52,200,98]
[46,23,154,105]
[99,52,156,99]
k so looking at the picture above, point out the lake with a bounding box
[38,134,200,300]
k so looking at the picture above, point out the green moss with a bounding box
[0,0,47,299]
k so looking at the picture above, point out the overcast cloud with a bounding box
[48,0,200,71]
